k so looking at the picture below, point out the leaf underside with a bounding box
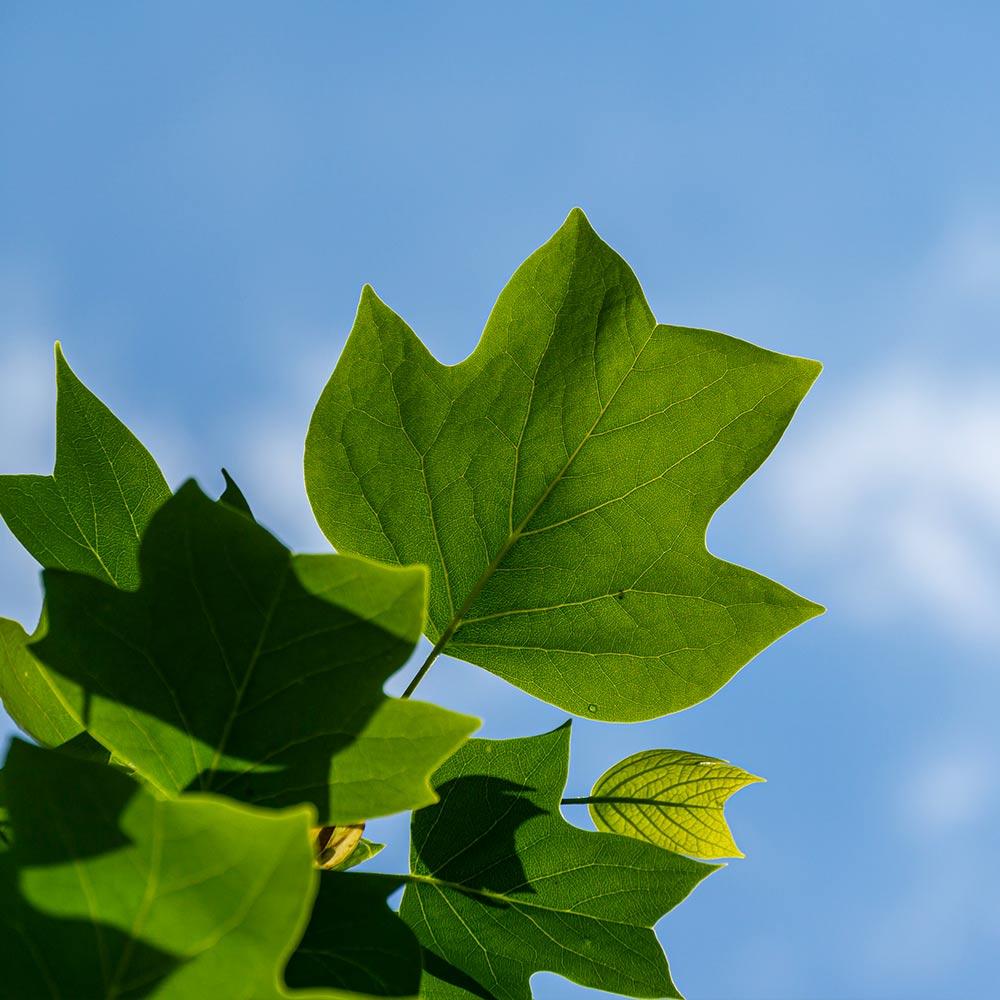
[0,346,172,746]
[399,724,715,1000]
[305,209,822,721]
[0,215,821,1000]
[1,740,423,1000]
[32,482,477,824]
[0,344,170,590]
[585,748,763,859]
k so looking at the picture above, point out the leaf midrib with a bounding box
[403,297,659,694]
[404,872,655,930]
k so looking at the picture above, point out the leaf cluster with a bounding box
[0,211,820,999]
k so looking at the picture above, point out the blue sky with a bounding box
[2,3,999,998]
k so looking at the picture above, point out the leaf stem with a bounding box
[562,795,700,807]
[400,631,452,698]
[398,320,659,700]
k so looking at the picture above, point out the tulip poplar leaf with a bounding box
[0,344,171,590]
[0,615,82,747]
[286,872,421,997]
[32,482,477,823]
[580,748,763,859]
[0,739,382,999]
[305,209,822,721]
[399,724,714,1000]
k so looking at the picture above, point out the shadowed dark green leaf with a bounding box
[0,343,170,589]
[286,872,421,997]
[0,615,82,746]
[305,210,822,721]
[399,724,715,1000]
[32,482,477,823]
[418,951,497,1000]
[219,467,255,518]
[0,739,342,999]
[576,748,763,859]
[0,771,8,850]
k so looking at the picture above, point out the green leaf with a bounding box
[0,348,172,746]
[0,771,8,850]
[575,749,763,860]
[305,209,822,721]
[219,467,255,518]
[0,614,82,746]
[286,872,421,997]
[0,343,170,589]
[32,481,477,823]
[399,724,715,1000]
[333,837,385,872]
[0,738,344,999]
[417,953,495,1000]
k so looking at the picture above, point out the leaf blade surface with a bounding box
[399,724,714,1000]
[305,210,822,720]
[0,740,421,999]
[0,344,170,589]
[584,749,762,859]
[32,482,477,823]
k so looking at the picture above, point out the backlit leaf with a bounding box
[305,210,822,721]
[0,344,170,589]
[0,348,173,745]
[0,739,341,999]
[399,724,714,1000]
[0,615,81,746]
[32,481,477,823]
[333,837,385,872]
[579,748,762,859]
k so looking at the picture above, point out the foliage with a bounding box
[305,209,821,720]
[400,725,713,1000]
[573,749,762,859]
[0,211,820,998]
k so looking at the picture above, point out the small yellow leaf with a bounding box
[586,749,763,859]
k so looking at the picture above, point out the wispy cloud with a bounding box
[771,369,1000,641]
[767,205,1000,643]
[860,736,1000,986]
[898,741,996,838]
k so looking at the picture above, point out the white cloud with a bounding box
[898,744,995,838]
[770,368,1000,642]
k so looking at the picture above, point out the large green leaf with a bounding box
[0,343,170,589]
[0,347,171,745]
[0,739,421,999]
[32,481,477,823]
[570,748,762,860]
[399,724,714,1000]
[286,872,420,997]
[305,209,822,721]
[0,615,82,746]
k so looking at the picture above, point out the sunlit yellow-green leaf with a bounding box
[580,748,762,859]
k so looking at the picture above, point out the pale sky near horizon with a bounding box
[2,4,1000,998]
